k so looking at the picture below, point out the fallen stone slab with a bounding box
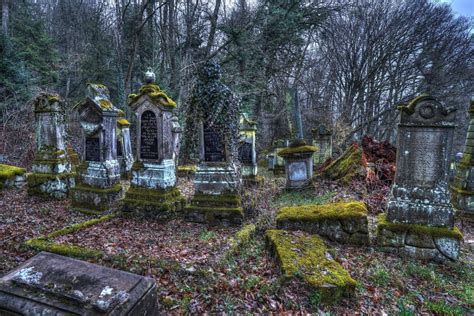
[265,229,356,302]
[0,252,158,315]
[276,201,369,245]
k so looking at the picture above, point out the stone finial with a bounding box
[144,68,156,84]
[398,95,456,126]
[33,93,64,113]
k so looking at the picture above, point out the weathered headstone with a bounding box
[278,140,316,188]
[378,95,462,262]
[450,99,474,220]
[27,93,75,199]
[121,70,184,219]
[238,113,261,185]
[184,61,243,226]
[312,123,333,168]
[0,252,157,315]
[272,139,288,175]
[70,84,123,214]
[116,114,134,179]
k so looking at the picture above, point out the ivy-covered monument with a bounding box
[70,84,123,214]
[238,113,261,185]
[27,93,75,199]
[183,61,243,226]
[450,99,474,220]
[377,95,462,262]
[121,70,184,219]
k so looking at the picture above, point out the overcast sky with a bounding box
[438,0,474,17]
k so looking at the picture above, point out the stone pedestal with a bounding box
[312,123,333,169]
[121,71,184,219]
[450,100,474,220]
[117,116,134,179]
[0,252,157,315]
[71,84,123,214]
[278,140,316,188]
[378,95,461,262]
[27,93,75,199]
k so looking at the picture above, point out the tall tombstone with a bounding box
[450,99,474,220]
[238,113,261,185]
[116,115,134,179]
[312,123,333,168]
[121,70,184,219]
[184,61,243,226]
[378,95,462,262]
[70,84,123,214]
[272,139,288,175]
[27,93,75,199]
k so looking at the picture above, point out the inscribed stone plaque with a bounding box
[85,137,100,161]
[204,124,225,162]
[289,161,307,181]
[140,111,159,160]
[238,142,253,164]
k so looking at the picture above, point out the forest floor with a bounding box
[0,170,473,314]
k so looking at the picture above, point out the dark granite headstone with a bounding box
[238,142,253,164]
[204,124,225,162]
[140,110,159,160]
[85,137,101,162]
[0,252,157,315]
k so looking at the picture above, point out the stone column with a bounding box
[27,93,75,199]
[116,116,134,179]
[377,95,462,262]
[238,113,262,185]
[312,124,333,168]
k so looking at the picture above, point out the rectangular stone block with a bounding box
[0,252,158,315]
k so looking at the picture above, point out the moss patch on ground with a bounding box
[277,201,367,222]
[377,213,463,240]
[0,164,26,182]
[266,229,356,302]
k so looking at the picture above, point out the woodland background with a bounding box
[0,0,473,166]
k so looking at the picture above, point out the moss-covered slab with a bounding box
[376,213,462,262]
[70,183,123,215]
[177,165,197,177]
[0,164,26,189]
[266,230,356,302]
[26,172,75,199]
[184,193,244,226]
[276,201,369,245]
[320,143,365,184]
[277,145,317,157]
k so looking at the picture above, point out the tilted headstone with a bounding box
[121,70,184,219]
[184,61,243,226]
[238,113,260,184]
[116,115,134,179]
[0,252,157,315]
[312,123,333,168]
[27,93,75,199]
[70,84,123,213]
[450,99,474,220]
[378,95,462,262]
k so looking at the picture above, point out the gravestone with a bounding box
[378,95,462,262]
[238,114,261,185]
[27,93,75,199]
[121,70,184,219]
[184,61,243,226]
[117,115,134,178]
[312,123,333,168]
[70,84,123,214]
[272,139,288,175]
[450,99,474,220]
[278,140,316,188]
[0,252,157,315]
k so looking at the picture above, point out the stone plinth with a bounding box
[278,140,316,188]
[71,84,123,214]
[312,123,333,169]
[27,93,75,199]
[276,201,369,245]
[117,117,134,179]
[0,164,26,190]
[450,100,474,220]
[121,71,183,219]
[0,252,157,315]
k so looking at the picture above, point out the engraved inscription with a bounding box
[85,137,100,161]
[140,111,159,160]
[238,142,253,164]
[289,161,307,181]
[204,124,225,162]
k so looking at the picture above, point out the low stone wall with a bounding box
[184,193,244,226]
[0,164,26,190]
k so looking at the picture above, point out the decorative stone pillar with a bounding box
[121,71,184,219]
[184,61,243,226]
[377,95,462,262]
[116,115,134,179]
[238,113,261,185]
[70,84,123,214]
[450,99,474,220]
[273,139,288,175]
[312,123,333,168]
[278,140,316,188]
[27,93,75,199]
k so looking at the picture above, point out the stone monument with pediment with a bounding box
[70,84,123,214]
[27,93,75,199]
[377,95,462,262]
[121,70,184,219]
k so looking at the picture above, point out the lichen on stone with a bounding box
[128,84,176,108]
[277,201,368,222]
[0,164,26,182]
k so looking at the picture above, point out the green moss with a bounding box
[265,229,356,300]
[277,201,367,222]
[177,165,197,174]
[321,144,364,184]
[26,172,74,187]
[25,239,103,259]
[117,118,130,127]
[0,164,26,182]
[128,83,176,108]
[191,193,242,206]
[398,94,428,114]
[47,213,116,239]
[184,205,244,216]
[71,183,122,194]
[131,160,144,171]
[377,213,463,240]
[235,224,256,244]
[99,99,113,110]
[278,145,317,157]
[47,94,61,103]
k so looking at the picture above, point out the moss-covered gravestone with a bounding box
[312,123,333,168]
[278,140,316,188]
[378,95,462,262]
[121,71,184,219]
[70,84,123,214]
[184,61,243,226]
[450,100,474,220]
[27,93,75,199]
[238,113,261,185]
[116,115,134,179]
[271,139,287,175]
